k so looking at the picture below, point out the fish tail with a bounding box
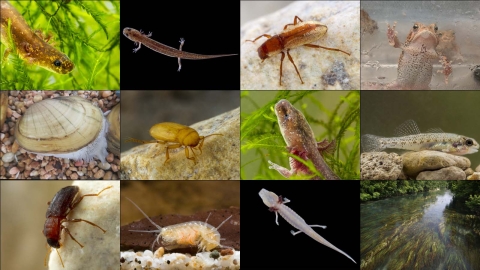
[361,134,385,152]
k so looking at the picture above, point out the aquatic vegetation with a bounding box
[361,189,480,269]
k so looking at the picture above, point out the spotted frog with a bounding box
[385,22,451,90]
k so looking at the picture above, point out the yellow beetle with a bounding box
[126,122,222,165]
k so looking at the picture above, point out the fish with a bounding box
[361,119,479,155]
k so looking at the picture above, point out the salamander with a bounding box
[0,0,74,74]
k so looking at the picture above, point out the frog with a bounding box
[384,22,452,90]
[436,29,464,63]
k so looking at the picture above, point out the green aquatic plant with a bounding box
[241,90,360,180]
[0,0,120,90]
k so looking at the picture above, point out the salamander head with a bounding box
[259,188,279,208]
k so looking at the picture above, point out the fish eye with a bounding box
[466,139,474,146]
[53,59,62,67]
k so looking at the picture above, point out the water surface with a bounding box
[361,189,480,269]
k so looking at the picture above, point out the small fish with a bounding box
[362,120,479,155]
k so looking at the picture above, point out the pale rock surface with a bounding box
[361,152,402,180]
[467,172,480,180]
[121,108,239,180]
[402,151,471,178]
[241,1,360,90]
[48,181,119,270]
[416,166,466,180]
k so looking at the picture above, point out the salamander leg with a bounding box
[268,160,294,178]
[290,225,327,236]
[178,38,185,72]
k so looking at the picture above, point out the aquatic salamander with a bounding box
[259,189,356,264]
[0,0,74,74]
[268,99,340,180]
[123,27,237,71]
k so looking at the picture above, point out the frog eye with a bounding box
[53,59,62,67]
[466,139,474,146]
[413,24,419,30]
[434,25,438,31]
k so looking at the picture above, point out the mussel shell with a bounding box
[15,96,104,154]
[0,91,7,128]
[106,103,120,156]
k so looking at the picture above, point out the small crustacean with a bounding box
[126,197,233,252]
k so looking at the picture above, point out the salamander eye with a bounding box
[466,139,474,146]
[53,59,62,67]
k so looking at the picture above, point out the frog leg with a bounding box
[387,22,402,48]
[437,55,452,85]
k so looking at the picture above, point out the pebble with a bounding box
[416,166,466,180]
[101,91,113,98]
[45,164,55,172]
[9,167,19,175]
[94,169,105,179]
[30,170,39,177]
[104,171,113,180]
[98,162,111,171]
[402,150,470,178]
[106,153,114,163]
[71,172,79,180]
[2,152,15,163]
[33,95,43,103]
[476,164,480,172]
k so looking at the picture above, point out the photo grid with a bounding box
[1,1,480,269]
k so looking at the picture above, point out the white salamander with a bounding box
[259,188,356,264]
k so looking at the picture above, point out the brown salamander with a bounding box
[123,27,237,71]
[0,0,74,74]
[268,99,340,180]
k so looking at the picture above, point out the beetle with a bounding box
[246,16,350,86]
[43,185,112,268]
[126,122,222,165]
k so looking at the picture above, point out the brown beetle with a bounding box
[43,185,112,268]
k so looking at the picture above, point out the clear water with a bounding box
[361,189,480,269]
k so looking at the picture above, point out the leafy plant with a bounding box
[0,0,120,90]
[241,90,360,180]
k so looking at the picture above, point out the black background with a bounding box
[240,181,360,269]
[120,2,240,90]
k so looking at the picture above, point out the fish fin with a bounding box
[361,134,385,152]
[317,139,336,156]
[425,128,444,133]
[394,119,421,137]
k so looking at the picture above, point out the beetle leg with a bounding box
[303,43,351,56]
[164,143,183,165]
[69,186,112,210]
[184,146,197,164]
[66,218,107,233]
[44,247,65,268]
[61,225,85,248]
[279,51,285,85]
[245,34,272,43]
[283,15,304,30]
[286,49,304,84]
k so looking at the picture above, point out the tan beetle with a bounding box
[126,122,222,164]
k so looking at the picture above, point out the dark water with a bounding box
[361,189,480,270]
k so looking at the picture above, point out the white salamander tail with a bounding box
[361,134,385,153]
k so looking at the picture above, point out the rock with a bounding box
[467,172,480,180]
[2,152,15,163]
[465,168,474,176]
[476,164,480,172]
[47,181,119,269]
[121,108,240,180]
[402,150,470,178]
[240,1,359,90]
[416,166,466,180]
[361,152,402,180]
